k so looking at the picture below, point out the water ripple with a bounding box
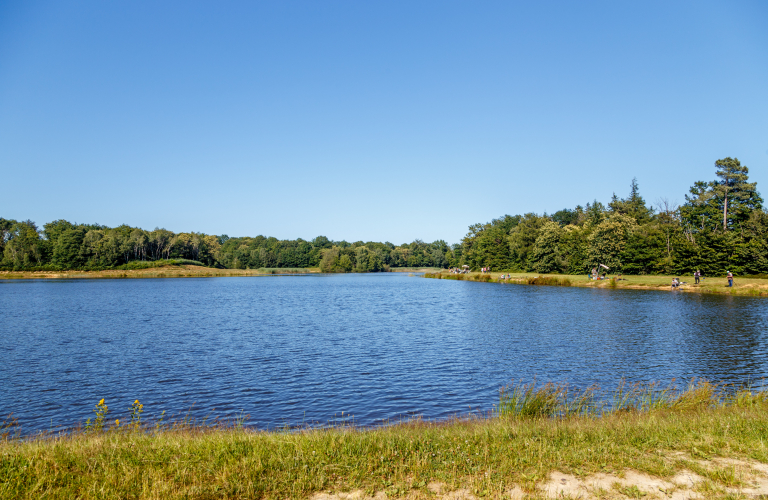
[1,274,767,434]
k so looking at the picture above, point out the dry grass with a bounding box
[425,271,768,297]
[0,266,321,280]
[389,268,444,273]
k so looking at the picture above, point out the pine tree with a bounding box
[608,178,653,223]
[712,157,762,230]
[681,158,762,232]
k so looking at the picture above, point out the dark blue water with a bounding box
[2,274,767,434]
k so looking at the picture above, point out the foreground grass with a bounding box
[425,271,768,297]
[0,265,321,280]
[3,384,768,499]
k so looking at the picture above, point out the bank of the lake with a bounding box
[0,266,445,280]
[4,384,768,500]
[0,265,322,280]
[425,271,768,297]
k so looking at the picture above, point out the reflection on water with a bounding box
[1,274,766,434]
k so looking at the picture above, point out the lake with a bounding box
[2,273,767,434]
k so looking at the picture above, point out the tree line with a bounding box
[3,157,763,275]
[461,157,765,276]
[0,219,222,270]
[0,220,457,272]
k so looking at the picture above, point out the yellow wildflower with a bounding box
[99,398,105,405]
[115,419,120,426]
[134,399,140,404]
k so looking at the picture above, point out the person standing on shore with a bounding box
[727,271,734,287]
[694,270,700,284]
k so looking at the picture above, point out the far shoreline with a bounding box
[3,267,765,299]
[0,266,446,280]
[0,265,321,280]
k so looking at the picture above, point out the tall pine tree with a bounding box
[713,157,761,230]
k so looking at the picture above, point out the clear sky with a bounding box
[1,1,766,244]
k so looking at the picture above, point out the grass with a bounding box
[3,381,768,499]
[256,267,317,274]
[0,266,322,280]
[389,267,444,273]
[424,271,768,297]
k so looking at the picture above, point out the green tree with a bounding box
[355,247,371,272]
[43,220,77,249]
[530,221,565,273]
[52,228,87,269]
[681,181,722,232]
[338,254,353,272]
[652,198,682,272]
[586,201,607,226]
[682,158,762,232]
[368,250,385,272]
[733,210,768,274]
[319,247,340,272]
[713,157,761,230]
[620,224,667,274]
[609,178,653,223]
[586,214,638,271]
[471,225,512,270]
[551,208,580,226]
[81,230,105,267]
[311,236,332,249]
[0,218,16,261]
[2,220,45,269]
[508,214,546,271]
[560,225,588,274]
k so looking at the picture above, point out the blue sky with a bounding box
[1,1,766,244]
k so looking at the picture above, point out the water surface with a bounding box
[1,274,767,434]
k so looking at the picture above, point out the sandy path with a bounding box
[310,455,768,499]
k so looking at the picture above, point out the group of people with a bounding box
[589,268,608,280]
[673,270,734,288]
[451,267,736,287]
[448,267,469,274]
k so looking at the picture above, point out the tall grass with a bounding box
[257,267,314,274]
[498,379,766,419]
[3,380,768,500]
[525,275,572,286]
[498,382,598,418]
[424,273,573,286]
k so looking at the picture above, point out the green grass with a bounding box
[3,381,767,499]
